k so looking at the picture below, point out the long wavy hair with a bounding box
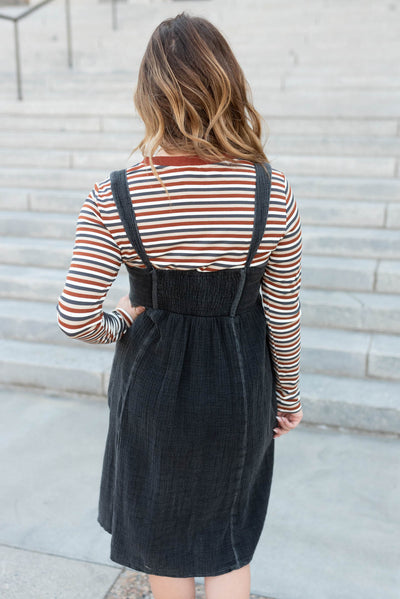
[129,12,270,201]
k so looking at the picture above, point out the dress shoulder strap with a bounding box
[110,168,153,272]
[245,161,272,269]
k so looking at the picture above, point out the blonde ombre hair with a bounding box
[129,12,270,200]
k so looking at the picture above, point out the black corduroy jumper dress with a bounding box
[97,160,277,578]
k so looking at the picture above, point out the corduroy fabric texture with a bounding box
[97,161,278,578]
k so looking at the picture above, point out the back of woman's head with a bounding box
[132,12,269,170]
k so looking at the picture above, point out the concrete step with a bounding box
[0,299,114,351]
[0,300,398,381]
[0,188,84,213]
[300,372,400,434]
[280,74,400,90]
[302,225,400,259]
[0,339,112,397]
[375,260,400,294]
[0,237,75,269]
[0,167,108,191]
[289,174,400,202]
[252,89,400,119]
[300,287,400,334]
[0,147,135,171]
[0,212,76,240]
[270,253,400,295]
[0,131,143,152]
[299,199,388,228]
[369,334,400,382]
[271,154,396,178]
[0,148,71,169]
[0,264,399,334]
[269,134,400,158]
[0,114,105,133]
[387,203,400,229]
[0,265,128,307]
[301,326,400,381]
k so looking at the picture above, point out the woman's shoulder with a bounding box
[87,160,146,205]
[269,166,290,191]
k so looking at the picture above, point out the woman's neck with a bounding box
[156,148,194,157]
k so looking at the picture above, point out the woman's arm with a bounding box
[56,182,134,344]
[261,173,302,414]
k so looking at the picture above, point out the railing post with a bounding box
[13,19,22,101]
[112,0,118,30]
[65,0,73,68]
[1,0,74,100]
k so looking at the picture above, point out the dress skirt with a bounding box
[97,161,277,577]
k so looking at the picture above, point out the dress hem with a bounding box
[97,515,253,578]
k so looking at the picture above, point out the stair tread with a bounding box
[0,338,112,370]
[301,372,400,410]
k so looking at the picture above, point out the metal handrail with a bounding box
[0,0,73,100]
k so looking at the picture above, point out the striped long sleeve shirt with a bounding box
[57,155,302,413]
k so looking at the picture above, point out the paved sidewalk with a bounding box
[1,386,399,599]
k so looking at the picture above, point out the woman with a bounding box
[57,12,303,599]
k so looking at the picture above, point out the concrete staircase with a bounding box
[0,0,399,433]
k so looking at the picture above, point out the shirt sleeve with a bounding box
[56,182,134,344]
[261,173,303,414]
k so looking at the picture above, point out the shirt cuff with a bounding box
[276,400,303,414]
[113,307,134,327]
